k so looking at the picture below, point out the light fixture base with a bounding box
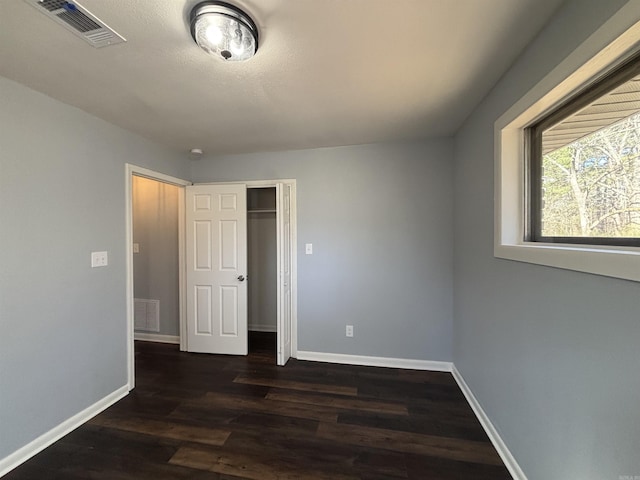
[189,1,258,62]
[189,148,204,159]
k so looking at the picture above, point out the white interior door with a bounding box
[276,183,292,366]
[186,184,248,355]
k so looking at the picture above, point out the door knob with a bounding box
[237,275,245,282]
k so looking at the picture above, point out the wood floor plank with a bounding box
[337,410,490,442]
[2,431,226,480]
[316,422,504,466]
[89,416,231,446]
[284,360,455,388]
[222,429,410,479]
[397,369,459,386]
[407,400,479,420]
[404,452,512,480]
[354,450,409,479]
[159,380,271,401]
[228,411,319,434]
[188,392,340,422]
[357,380,468,403]
[169,445,359,480]
[60,424,179,463]
[103,391,182,417]
[233,374,358,396]
[266,390,409,415]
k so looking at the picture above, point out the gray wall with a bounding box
[453,1,640,479]
[248,210,277,332]
[0,76,188,460]
[192,140,454,361]
[133,176,180,336]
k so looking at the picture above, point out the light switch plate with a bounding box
[305,243,313,255]
[91,251,108,268]
[133,243,140,253]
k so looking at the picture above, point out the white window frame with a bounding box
[494,6,640,283]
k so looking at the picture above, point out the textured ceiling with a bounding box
[0,0,564,155]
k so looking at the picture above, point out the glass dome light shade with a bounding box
[190,1,258,62]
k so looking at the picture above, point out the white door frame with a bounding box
[125,164,191,390]
[191,179,298,359]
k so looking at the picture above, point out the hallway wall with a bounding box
[133,176,180,337]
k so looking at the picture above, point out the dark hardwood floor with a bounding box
[5,332,512,479]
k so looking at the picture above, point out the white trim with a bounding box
[494,7,640,283]
[134,332,180,344]
[289,181,298,357]
[296,351,452,372]
[198,179,296,187]
[178,187,187,352]
[451,366,527,480]
[126,165,191,187]
[125,164,191,390]
[0,385,128,477]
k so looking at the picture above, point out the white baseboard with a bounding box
[248,324,277,333]
[134,332,180,344]
[0,385,128,478]
[296,351,452,372]
[452,365,526,480]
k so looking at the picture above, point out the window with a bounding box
[494,6,640,283]
[527,56,640,247]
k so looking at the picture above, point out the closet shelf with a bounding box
[248,208,276,213]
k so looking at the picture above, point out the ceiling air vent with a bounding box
[24,0,126,48]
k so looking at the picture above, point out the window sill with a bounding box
[495,242,640,282]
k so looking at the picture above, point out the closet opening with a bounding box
[247,187,277,361]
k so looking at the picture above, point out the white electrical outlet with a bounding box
[91,251,108,268]
[346,325,354,337]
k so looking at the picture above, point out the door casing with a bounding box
[125,164,191,390]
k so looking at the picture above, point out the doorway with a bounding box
[182,180,297,366]
[131,176,181,343]
[247,187,277,359]
[125,165,191,390]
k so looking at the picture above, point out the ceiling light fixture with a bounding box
[189,1,258,61]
